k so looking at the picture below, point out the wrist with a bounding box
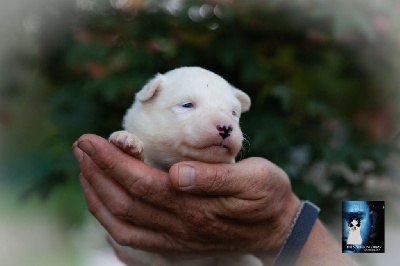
[272,200,320,265]
[254,193,301,264]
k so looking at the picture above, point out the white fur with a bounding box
[347,220,362,245]
[109,67,261,266]
[111,66,251,171]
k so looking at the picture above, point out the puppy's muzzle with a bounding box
[217,125,233,139]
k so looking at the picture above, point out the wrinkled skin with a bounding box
[73,134,300,264]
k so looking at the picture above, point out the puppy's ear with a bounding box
[136,74,164,102]
[234,88,251,113]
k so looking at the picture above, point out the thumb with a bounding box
[169,157,269,196]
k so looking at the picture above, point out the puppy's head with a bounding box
[348,218,361,232]
[123,67,251,170]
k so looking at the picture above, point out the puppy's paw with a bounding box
[109,130,144,161]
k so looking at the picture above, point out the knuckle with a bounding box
[129,176,152,198]
[110,200,131,220]
[185,206,214,229]
[112,230,131,246]
[86,198,102,217]
[100,155,119,174]
[250,157,275,181]
[175,229,191,243]
[206,167,230,193]
[250,157,270,172]
[113,248,130,263]
[250,157,291,195]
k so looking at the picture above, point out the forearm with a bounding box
[255,212,358,266]
[295,219,357,266]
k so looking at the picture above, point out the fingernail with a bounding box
[78,140,96,157]
[79,174,90,193]
[178,165,195,187]
[73,147,84,163]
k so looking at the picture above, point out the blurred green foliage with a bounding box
[1,0,399,223]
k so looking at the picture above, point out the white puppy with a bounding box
[109,67,261,266]
[346,219,362,245]
[110,66,250,171]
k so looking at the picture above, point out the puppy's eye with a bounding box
[182,103,194,108]
[232,111,237,116]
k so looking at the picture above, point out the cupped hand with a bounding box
[72,134,300,263]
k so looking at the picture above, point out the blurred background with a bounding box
[1,0,400,265]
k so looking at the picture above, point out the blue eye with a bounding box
[182,103,194,108]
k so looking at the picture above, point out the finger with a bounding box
[79,168,179,232]
[73,141,181,226]
[73,134,173,203]
[169,157,290,199]
[79,174,176,253]
[106,236,151,266]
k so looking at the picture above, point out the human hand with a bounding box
[72,134,301,263]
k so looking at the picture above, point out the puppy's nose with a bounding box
[216,125,233,139]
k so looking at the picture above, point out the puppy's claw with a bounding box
[109,130,145,161]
